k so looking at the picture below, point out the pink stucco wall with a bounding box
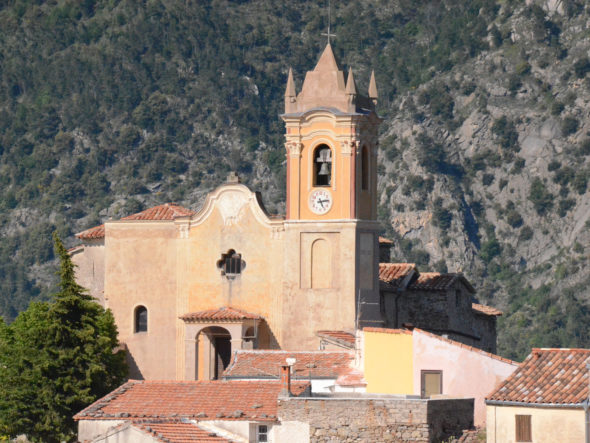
[412,329,519,426]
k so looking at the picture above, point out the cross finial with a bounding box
[321,0,336,43]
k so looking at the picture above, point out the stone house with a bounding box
[486,348,590,443]
[379,262,501,353]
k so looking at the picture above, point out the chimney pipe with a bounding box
[280,365,291,397]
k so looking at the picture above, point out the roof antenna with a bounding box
[321,0,336,44]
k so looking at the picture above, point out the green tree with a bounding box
[0,233,127,442]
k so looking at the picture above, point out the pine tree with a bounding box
[0,233,127,442]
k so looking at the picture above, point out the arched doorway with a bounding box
[196,326,232,380]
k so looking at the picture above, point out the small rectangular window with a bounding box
[257,424,268,442]
[515,415,531,442]
[421,370,442,398]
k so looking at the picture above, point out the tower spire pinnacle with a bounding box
[284,68,297,113]
[368,70,378,103]
[345,68,357,96]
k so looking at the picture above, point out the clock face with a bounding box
[309,189,333,215]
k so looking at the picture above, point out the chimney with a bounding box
[280,364,291,397]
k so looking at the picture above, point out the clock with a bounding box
[309,189,333,215]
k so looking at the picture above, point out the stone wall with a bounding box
[277,396,473,442]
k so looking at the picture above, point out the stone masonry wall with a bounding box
[277,396,473,443]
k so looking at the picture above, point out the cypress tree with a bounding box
[0,233,127,442]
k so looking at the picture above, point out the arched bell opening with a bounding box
[313,144,332,187]
[196,326,232,380]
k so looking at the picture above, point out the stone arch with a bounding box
[196,326,232,380]
[311,238,332,289]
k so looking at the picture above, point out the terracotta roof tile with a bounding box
[378,263,416,288]
[75,380,308,422]
[408,272,476,293]
[76,224,105,240]
[180,307,261,322]
[75,203,195,240]
[472,303,502,316]
[133,421,230,442]
[378,236,393,244]
[121,203,195,221]
[487,348,590,405]
[316,330,356,348]
[223,350,354,379]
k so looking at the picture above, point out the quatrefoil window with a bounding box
[217,249,245,278]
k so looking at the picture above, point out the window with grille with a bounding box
[515,415,531,442]
[134,306,147,333]
[256,425,268,442]
[217,249,244,278]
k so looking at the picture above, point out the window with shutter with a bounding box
[515,414,532,442]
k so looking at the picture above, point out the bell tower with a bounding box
[280,44,384,350]
[282,43,381,221]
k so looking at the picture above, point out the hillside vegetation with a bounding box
[1,0,589,360]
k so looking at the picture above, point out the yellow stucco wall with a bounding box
[364,330,414,394]
[486,405,586,443]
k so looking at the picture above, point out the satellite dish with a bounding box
[286,358,296,366]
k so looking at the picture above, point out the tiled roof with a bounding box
[133,421,230,442]
[336,370,366,387]
[487,348,590,405]
[75,380,308,422]
[378,263,416,288]
[472,303,502,316]
[120,203,195,221]
[180,307,261,322]
[75,203,195,239]
[76,224,105,240]
[223,350,354,379]
[408,272,475,293]
[378,236,393,244]
[316,330,356,348]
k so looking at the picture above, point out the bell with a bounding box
[319,162,330,176]
[319,149,332,162]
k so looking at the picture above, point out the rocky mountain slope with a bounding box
[1,0,590,359]
[378,0,590,358]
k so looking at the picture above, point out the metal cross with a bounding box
[321,0,336,43]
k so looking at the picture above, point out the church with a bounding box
[72,44,499,382]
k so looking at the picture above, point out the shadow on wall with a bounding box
[126,350,144,380]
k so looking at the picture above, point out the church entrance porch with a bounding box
[180,306,262,380]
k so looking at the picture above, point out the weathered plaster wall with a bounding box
[413,330,518,426]
[277,396,473,442]
[105,221,179,380]
[78,419,124,442]
[72,241,105,306]
[364,329,413,394]
[486,405,585,443]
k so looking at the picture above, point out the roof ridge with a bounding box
[413,328,518,365]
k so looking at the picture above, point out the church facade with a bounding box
[73,44,385,380]
[72,44,499,382]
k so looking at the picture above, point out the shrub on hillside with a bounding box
[561,116,579,136]
[529,178,554,215]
